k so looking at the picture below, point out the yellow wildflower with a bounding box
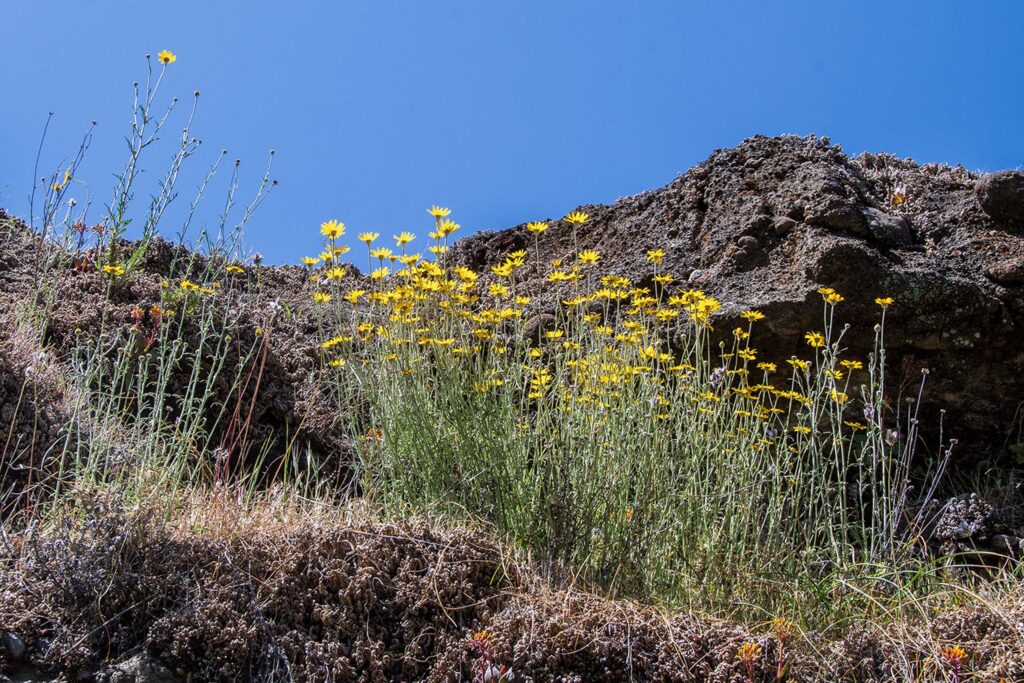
[804,331,825,348]
[817,287,844,305]
[157,50,176,65]
[564,210,589,225]
[437,219,460,236]
[320,220,345,239]
[646,249,666,265]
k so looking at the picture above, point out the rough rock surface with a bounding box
[976,170,1024,227]
[451,135,1024,460]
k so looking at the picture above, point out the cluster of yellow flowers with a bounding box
[303,207,895,448]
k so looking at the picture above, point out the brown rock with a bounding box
[986,256,1024,285]
[976,171,1024,228]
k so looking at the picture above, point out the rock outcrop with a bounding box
[451,135,1024,461]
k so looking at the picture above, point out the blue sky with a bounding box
[2,2,1022,264]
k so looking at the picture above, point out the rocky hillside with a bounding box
[3,134,1024,681]
[452,135,1024,461]
[2,134,1023,479]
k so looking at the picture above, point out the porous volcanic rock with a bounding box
[976,170,1024,228]
[450,135,1024,460]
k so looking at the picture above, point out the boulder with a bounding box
[976,171,1024,228]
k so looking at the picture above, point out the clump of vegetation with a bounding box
[1,53,1022,681]
[308,213,955,624]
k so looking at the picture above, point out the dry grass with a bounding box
[2,492,1022,682]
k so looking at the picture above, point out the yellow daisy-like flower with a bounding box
[344,289,366,304]
[840,359,864,370]
[737,348,757,362]
[226,265,244,274]
[740,310,765,322]
[817,287,844,305]
[323,267,347,280]
[756,362,777,373]
[564,210,589,225]
[804,331,825,348]
[394,231,415,246]
[157,50,176,65]
[358,232,379,244]
[102,264,125,277]
[320,220,345,240]
[545,329,564,340]
[578,250,600,265]
[437,219,460,237]
[526,221,549,234]
[875,296,894,307]
[646,249,666,265]
[492,262,514,278]
[312,292,331,304]
[371,267,391,280]
[427,205,451,218]
[328,358,346,368]
[369,247,393,260]
[300,256,320,267]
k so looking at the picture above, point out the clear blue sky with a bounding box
[2,2,1022,265]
